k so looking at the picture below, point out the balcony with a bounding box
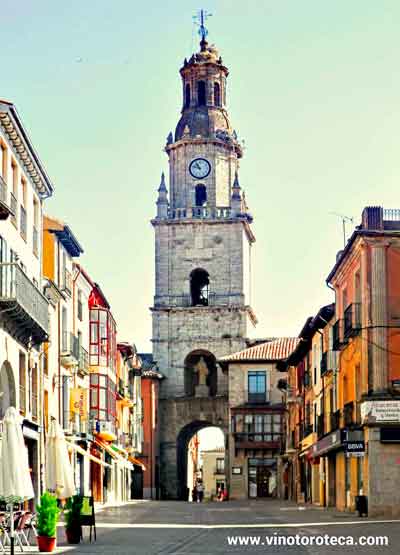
[0,175,12,220]
[330,410,340,431]
[60,331,80,366]
[168,206,233,220]
[214,466,225,475]
[344,303,361,338]
[20,205,27,240]
[33,226,38,256]
[78,346,89,375]
[61,269,72,295]
[233,432,282,449]
[10,193,17,227]
[0,263,49,345]
[333,319,347,351]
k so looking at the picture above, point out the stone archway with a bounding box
[0,361,16,419]
[159,396,229,500]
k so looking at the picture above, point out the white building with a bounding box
[0,99,54,503]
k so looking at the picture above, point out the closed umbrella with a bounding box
[0,406,34,555]
[46,419,76,499]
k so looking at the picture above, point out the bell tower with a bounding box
[151,18,257,498]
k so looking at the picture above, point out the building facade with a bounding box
[151,31,256,499]
[200,447,225,500]
[220,338,298,500]
[0,100,54,504]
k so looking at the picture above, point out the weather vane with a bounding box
[193,9,212,44]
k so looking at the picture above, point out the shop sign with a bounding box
[361,401,400,423]
[232,466,242,475]
[312,430,343,457]
[70,388,88,421]
[344,440,365,455]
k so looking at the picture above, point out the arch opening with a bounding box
[184,349,217,397]
[195,184,207,207]
[0,361,16,419]
[185,83,191,108]
[197,81,206,106]
[177,421,225,501]
[214,82,221,106]
[190,268,209,306]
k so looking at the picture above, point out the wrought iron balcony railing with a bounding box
[33,226,38,256]
[61,331,80,361]
[0,263,49,345]
[233,432,282,446]
[20,205,27,240]
[78,346,89,375]
[332,319,348,351]
[344,303,361,338]
[10,193,17,227]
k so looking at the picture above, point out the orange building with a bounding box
[136,354,163,499]
[326,206,400,517]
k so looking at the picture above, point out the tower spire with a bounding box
[156,172,168,219]
[194,9,212,51]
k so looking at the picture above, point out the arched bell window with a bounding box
[195,184,207,207]
[185,84,191,108]
[198,81,206,106]
[214,82,221,107]
[190,268,209,306]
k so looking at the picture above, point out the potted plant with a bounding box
[64,495,83,544]
[36,492,60,552]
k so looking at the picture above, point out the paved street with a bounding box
[54,500,400,554]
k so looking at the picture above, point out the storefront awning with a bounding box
[128,456,146,471]
[66,441,111,468]
[94,438,134,471]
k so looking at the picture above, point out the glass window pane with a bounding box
[90,309,98,322]
[99,389,107,410]
[90,374,99,386]
[99,375,107,387]
[90,323,98,343]
[90,388,98,407]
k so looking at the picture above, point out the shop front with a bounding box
[248,458,277,498]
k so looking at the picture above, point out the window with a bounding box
[61,306,68,351]
[31,363,38,421]
[236,413,282,441]
[77,289,83,321]
[214,82,221,106]
[185,83,191,108]
[195,184,207,207]
[198,81,206,106]
[216,458,225,473]
[33,197,39,255]
[90,374,116,421]
[20,178,27,240]
[0,142,7,181]
[190,268,209,306]
[89,308,117,370]
[10,160,17,226]
[19,351,26,415]
[248,371,267,404]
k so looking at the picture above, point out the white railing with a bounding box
[383,208,400,222]
[168,206,232,220]
[0,262,49,334]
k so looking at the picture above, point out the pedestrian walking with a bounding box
[196,481,204,503]
[192,485,197,503]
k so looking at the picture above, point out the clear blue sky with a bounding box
[3,0,400,350]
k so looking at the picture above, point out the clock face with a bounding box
[189,158,211,179]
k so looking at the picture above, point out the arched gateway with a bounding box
[151,31,256,499]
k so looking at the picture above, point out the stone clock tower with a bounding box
[151,30,256,499]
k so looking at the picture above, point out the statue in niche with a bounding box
[195,356,209,386]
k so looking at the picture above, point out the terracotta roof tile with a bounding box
[220,337,299,363]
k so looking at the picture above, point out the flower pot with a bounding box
[65,525,81,544]
[37,535,57,552]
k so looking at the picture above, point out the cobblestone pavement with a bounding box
[54,499,400,554]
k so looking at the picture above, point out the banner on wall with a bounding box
[70,387,88,421]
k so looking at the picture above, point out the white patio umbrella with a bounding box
[0,406,34,555]
[45,419,75,499]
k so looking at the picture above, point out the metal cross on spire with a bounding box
[193,9,212,47]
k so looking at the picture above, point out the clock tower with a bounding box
[151,26,256,499]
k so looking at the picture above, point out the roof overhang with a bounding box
[0,100,54,199]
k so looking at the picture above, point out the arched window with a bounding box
[185,84,191,108]
[190,268,209,306]
[214,82,221,106]
[197,81,206,106]
[195,184,207,207]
